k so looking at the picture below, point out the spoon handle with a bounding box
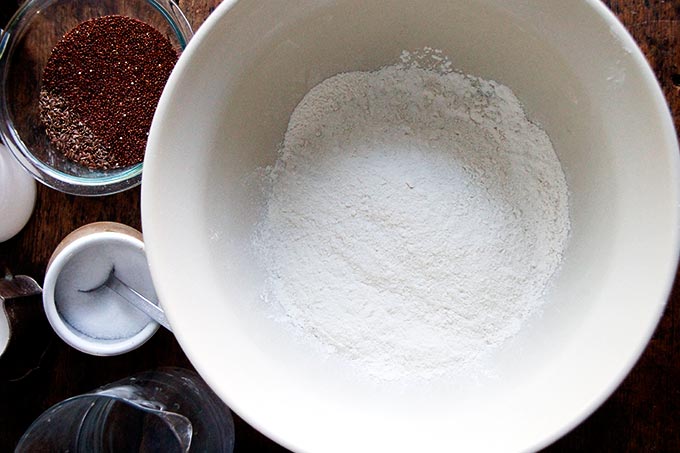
[104,273,172,331]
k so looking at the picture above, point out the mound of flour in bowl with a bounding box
[252,57,570,381]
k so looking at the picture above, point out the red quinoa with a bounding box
[39,15,178,169]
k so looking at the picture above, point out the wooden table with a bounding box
[0,1,678,451]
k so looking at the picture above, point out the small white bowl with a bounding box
[0,143,36,243]
[43,222,159,356]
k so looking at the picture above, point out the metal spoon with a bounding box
[80,267,171,331]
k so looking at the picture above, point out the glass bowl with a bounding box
[0,0,192,196]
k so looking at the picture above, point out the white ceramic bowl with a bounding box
[43,222,159,356]
[142,1,680,451]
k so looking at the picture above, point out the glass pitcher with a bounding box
[15,367,234,452]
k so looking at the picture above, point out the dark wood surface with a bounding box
[0,0,678,451]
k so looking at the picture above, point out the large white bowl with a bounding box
[142,1,680,451]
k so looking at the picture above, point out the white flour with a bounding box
[252,54,570,380]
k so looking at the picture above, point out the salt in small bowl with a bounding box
[43,222,160,356]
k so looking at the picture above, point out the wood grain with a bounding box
[0,1,678,452]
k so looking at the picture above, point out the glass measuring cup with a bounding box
[15,368,234,452]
